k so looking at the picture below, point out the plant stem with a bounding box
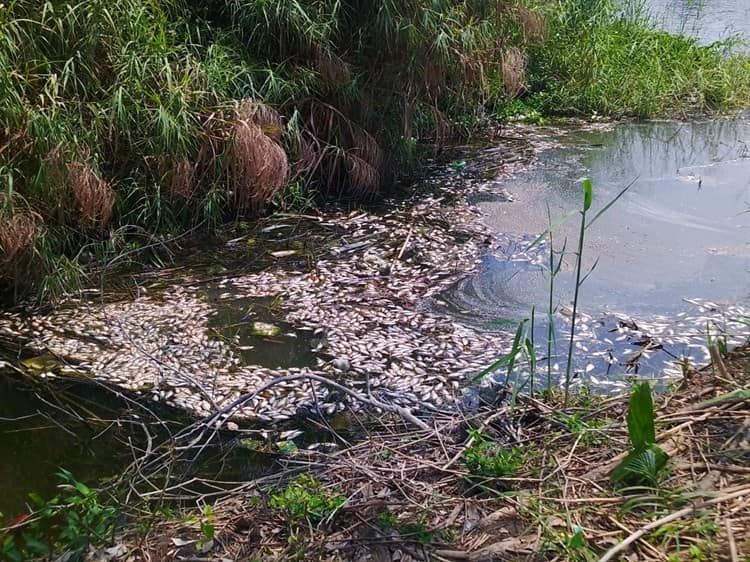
[564,180,591,404]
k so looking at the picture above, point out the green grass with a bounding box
[1,0,749,300]
[527,0,750,117]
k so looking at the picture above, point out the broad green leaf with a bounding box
[28,493,46,508]
[21,536,49,555]
[75,481,92,497]
[627,382,656,449]
[611,444,668,485]
[582,178,593,211]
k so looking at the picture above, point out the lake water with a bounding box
[648,0,750,47]
[448,117,750,384]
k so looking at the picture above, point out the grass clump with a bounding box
[462,430,525,479]
[0,0,540,298]
[269,474,345,526]
[527,0,750,117]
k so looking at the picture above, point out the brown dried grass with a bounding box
[167,157,197,200]
[228,119,289,211]
[350,127,384,171]
[517,6,548,43]
[236,99,284,141]
[0,209,40,263]
[67,161,115,228]
[424,59,446,96]
[501,46,527,99]
[313,45,351,88]
[294,100,385,198]
[344,153,380,198]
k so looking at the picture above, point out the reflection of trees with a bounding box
[585,117,750,184]
[648,0,749,45]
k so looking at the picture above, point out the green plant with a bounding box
[611,383,669,486]
[269,474,345,526]
[523,177,632,402]
[462,430,525,479]
[0,469,119,561]
[527,0,750,117]
[374,509,399,530]
[472,312,537,402]
[398,519,435,545]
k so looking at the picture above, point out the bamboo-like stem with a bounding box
[564,180,591,405]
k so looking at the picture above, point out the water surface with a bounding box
[452,117,750,381]
[648,0,750,47]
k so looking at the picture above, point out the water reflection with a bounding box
[647,0,750,48]
[457,116,750,381]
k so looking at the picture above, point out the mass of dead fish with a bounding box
[0,128,747,423]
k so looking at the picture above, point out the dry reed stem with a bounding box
[67,161,115,228]
[344,153,380,197]
[501,46,527,99]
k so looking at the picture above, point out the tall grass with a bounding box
[0,0,538,298]
[526,0,750,117]
[1,0,749,299]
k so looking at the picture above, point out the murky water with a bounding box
[0,373,281,518]
[446,116,750,381]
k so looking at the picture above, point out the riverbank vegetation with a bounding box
[2,343,748,561]
[1,0,750,300]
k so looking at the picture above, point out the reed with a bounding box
[2,0,749,298]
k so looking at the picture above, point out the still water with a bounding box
[648,0,750,47]
[446,116,750,382]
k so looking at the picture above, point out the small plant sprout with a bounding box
[270,474,345,526]
[611,382,669,486]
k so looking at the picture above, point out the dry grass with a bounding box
[228,118,289,212]
[67,161,115,228]
[294,100,386,197]
[236,98,284,141]
[119,344,750,562]
[313,44,352,89]
[501,46,527,99]
[0,210,39,263]
[432,107,454,149]
[517,6,548,43]
[167,157,197,200]
[424,60,446,97]
[344,153,380,197]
